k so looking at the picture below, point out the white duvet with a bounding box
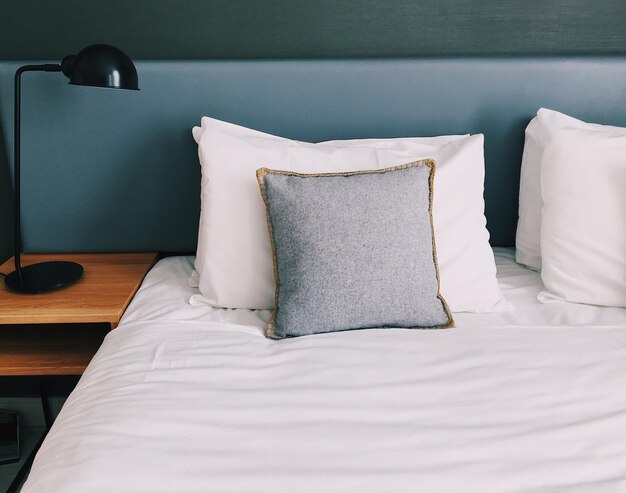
[22,249,626,493]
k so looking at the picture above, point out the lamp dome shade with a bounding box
[61,44,139,90]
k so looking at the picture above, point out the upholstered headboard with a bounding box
[0,57,625,254]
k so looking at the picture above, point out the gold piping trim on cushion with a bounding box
[256,168,282,338]
[256,160,454,339]
[425,161,454,329]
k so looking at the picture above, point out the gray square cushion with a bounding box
[256,160,454,339]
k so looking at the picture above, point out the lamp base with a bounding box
[4,261,83,294]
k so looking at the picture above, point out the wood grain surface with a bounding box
[0,253,157,326]
[0,252,157,376]
[0,324,110,376]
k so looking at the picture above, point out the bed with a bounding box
[21,249,626,492]
[1,57,625,492]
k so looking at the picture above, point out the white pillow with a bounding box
[516,108,626,271]
[515,115,544,271]
[536,111,626,307]
[192,117,511,313]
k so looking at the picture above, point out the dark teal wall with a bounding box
[2,0,626,60]
[1,0,625,263]
[0,129,11,264]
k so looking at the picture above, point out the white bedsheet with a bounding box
[23,249,626,492]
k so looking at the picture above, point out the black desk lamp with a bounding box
[5,44,139,294]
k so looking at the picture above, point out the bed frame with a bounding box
[0,57,625,253]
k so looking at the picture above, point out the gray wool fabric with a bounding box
[257,161,453,339]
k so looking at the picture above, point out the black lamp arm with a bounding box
[13,64,63,279]
[7,47,137,293]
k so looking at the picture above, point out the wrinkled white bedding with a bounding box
[23,249,626,492]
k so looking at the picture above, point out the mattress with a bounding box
[22,248,626,493]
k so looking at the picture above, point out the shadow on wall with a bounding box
[0,127,13,264]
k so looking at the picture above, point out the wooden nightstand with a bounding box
[0,252,158,377]
[0,252,157,492]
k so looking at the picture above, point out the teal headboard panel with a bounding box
[1,58,625,253]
